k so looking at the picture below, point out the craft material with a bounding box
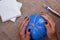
[43,4,60,17]
[0,0,22,22]
[10,2,22,22]
[26,14,47,40]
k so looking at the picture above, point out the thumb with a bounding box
[45,22,51,31]
[26,29,30,40]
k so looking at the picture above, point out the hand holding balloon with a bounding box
[19,17,30,40]
[19,14,58,40]
[41,14,58,40]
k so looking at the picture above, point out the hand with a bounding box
[41,14,58,40]
[19,17,30,40]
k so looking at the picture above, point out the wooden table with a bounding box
[0,0,60,40]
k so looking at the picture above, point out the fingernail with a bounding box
[45,22,48,24]
[27,18,29,21]
[28,29,30,32]
[24,16,28,19]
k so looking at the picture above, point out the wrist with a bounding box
[50,36,57,40]
[49,34,58,40]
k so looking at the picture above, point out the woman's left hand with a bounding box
[19,17,30,40]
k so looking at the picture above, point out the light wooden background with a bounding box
[0,0,60,40]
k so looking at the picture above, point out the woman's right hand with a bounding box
[41,14,58,40]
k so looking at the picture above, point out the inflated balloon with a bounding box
[26,14,47,40]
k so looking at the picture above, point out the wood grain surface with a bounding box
[0,0,60,40]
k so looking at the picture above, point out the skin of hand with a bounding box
[41,14,58,40]
[19,17,30,40]
[19,14,58,40]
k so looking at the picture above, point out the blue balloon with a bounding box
[26,14,47,40]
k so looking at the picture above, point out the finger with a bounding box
[41,14,55,26]
[41,14,54,23]
[20,35,25,40]
[41,14,55,30]
[45,22,51,31]
[21,20,29,33]
[20,17,29,31]
[26,29,30,40]
[19,17,29,36]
